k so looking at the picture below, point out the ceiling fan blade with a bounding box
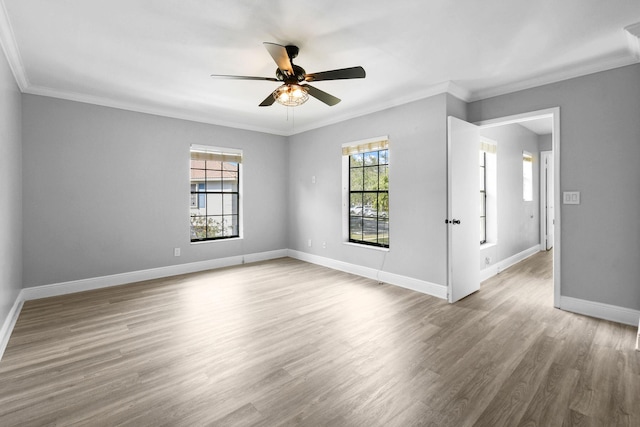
[304,84,341,106]
[211,74,279,82]
[259,92,276,107]
[263,42,294,75]
[305,66,366,82]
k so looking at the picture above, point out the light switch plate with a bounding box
[563,191,580,204]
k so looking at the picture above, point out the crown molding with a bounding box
[23,84,293,136]
[282,80,472,136]
[468,51,638,102]
[0,0,28,90]
[625,22,640,60]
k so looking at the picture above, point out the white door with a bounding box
[447,117,480,302]
[541,151,554,250]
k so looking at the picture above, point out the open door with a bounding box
[447,116,480,302]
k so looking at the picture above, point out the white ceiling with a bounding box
[1,0,638,136]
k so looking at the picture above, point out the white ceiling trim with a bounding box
[625,22,640,60]
[18,55,636,135]
[23,80,471,137]
[468,52,638,102]
[0,0,27,90]
[284,81,473,135]
[23,84,293,136]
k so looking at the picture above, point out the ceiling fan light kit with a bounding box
[211,42,366,108]
[273,84,309,106]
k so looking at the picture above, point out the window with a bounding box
[523,151,533,201]
[479,150,487,244]
[190,146,242,242]
[480,138,497,246]
[343,138,389,248]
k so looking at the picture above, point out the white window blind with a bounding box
[480,140,497,154]
[190,145,242,163]
[341,136,388,156]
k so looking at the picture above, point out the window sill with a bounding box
[343,242,390,252]
[191,236,243,245]
[480,242,496,250]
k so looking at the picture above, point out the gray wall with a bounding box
[22,95,289,287]
[480,123,541,268]
[538,133,552,152]
[9,59,640,317]
[469,63,640,310]
[288,95,449,286]
[0,47,22,323]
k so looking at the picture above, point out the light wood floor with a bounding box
[1,251,638,426]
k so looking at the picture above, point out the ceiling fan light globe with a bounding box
[273,84,309,107]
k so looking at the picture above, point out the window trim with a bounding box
[189,145,243,243]
[341,136,390,249]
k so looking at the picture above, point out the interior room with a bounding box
[1,1,639,425]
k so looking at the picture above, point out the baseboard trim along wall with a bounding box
[287,249,448,299]
[21,249,288,301]
[4,248,639,361]
[560,296,640,327]
[0,249,288,361]
[0,296,24,362]
[480,245,541,282]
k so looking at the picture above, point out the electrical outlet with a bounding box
[307,239,312,247]
[174,248,181,257]
[322,241,327,249]
[563,191,580,204]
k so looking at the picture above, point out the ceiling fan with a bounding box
[211,42,366,107]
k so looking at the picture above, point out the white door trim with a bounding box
[474,107,561,308]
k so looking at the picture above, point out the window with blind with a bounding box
[190,146,242,242]
[343,137,389,248]
[480,139,497,246]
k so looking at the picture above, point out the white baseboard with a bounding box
[287,249,447,299]
[21,249,288,301]
[560,296,640,327]
[4,247,638,361]
[480,245,540,282]
[0,249,287,362]
[0,294,24,361]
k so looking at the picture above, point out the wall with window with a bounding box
[288,94,450,287]
[0,44,22,329]
[478,124,541,271]
[469,63,640,311]
[21,95,288,287]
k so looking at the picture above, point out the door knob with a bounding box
[452,219,461,224]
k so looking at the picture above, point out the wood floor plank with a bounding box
[0,251,638,426]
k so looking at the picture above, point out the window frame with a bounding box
[189,145,242,243]
[342,137,389,249]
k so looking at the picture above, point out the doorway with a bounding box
[476,108,560,308]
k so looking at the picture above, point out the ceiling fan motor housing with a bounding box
[276,65,306,82]
[285,45,299,60]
